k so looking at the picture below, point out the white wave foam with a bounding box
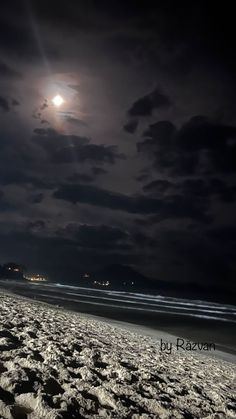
[34,292,236,323]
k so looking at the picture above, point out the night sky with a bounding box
[0,1,236,292]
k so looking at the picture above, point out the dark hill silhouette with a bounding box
[89,264,235,304]
[0,262,25,280]
[92,264,153,289]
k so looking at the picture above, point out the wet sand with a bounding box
[0,281,235,358]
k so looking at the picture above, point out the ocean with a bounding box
[0,279,235,354]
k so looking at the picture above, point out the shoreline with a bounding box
[0,288,235,364]
[75,314,236,364]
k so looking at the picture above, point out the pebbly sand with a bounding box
[0,292,235,418]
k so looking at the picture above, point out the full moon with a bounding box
[52,94,64,107]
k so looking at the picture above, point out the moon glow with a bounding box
[52,94,64,107]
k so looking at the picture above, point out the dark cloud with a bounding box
[128,88,171,117]
[33,128,125,165]
[52,144,125,165]
[64,116,87,127]
[181,178,236,203]
[28,220,46,233]
[124,119,138,134]
[176,116,236,152]
[12,99,20,106]
[60,223,130,250]
[0,190,13,212]
[143,178,236,204]
[53,183,161,213]
[135,172,151,183]
[131,231,157,248]
[141,121,176,151]
[32,111,42,120]
[0,60,21,78]
[138,117,236,176]
[143,179,172,194]
[67,173,94,183]
[139,176,236,230]
[33,128,89,151]
[40,100,48,110]
[0,96,20,112]
[61,144,124,165]
[206,226,236,243]
[53,183,211,222]
[0,168,55,190]
[91,167,108,176]
[28,193,44,204]
[0,96,10,112]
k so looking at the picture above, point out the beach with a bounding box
[0,280,235,358]
[0,291,235,418]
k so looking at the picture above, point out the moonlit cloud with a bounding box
[0,1,235,292]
